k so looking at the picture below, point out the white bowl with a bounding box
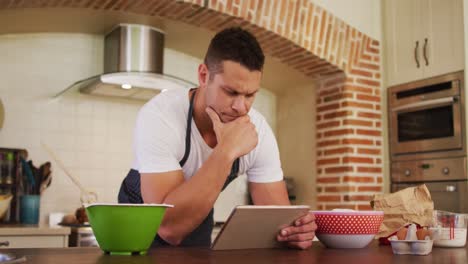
[315,234,376,248]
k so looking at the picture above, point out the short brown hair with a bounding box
[204,27,265,79]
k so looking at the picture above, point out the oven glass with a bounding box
[398,105,454,142]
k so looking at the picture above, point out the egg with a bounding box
[416,229,431,240]
[396,227,408,240]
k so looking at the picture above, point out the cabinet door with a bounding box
[384,0,425,87]
[424,0,465,77]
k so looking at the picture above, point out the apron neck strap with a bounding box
[179,89,197,167]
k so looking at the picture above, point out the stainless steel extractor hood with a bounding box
[62,24,195,101]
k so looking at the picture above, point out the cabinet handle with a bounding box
[0,241,9,247]
[414,41,420,68]
[446,185,456,192]
[423,38,429,66]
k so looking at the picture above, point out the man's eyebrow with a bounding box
[221,85,258,95]
[221,85,240,95]
[221,85,237,92]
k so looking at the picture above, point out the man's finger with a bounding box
[285,231,316,242]
[205,107,221,126]
[280,217,317,236]
[281,222,317,236]
[277,230,315,241]
[236,115,250,123]
[294,212,316,226]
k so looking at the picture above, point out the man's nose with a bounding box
[232,96,248,115]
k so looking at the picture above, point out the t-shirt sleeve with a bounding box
[133,103,182,173]
[246,119,284,183]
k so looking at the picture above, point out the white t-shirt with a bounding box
[131,88,283,183]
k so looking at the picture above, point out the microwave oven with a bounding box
[388,71,465,161]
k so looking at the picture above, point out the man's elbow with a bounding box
[157,226,184,246]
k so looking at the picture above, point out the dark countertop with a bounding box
[1,241,467,264]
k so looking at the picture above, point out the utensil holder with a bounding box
[20,195,40,225]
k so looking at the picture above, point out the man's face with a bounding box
[200,60,262,123]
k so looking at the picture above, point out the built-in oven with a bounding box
[389,71,465,160]
[391,156,468,213]
[389,71,468,213]
[392,181,468,214]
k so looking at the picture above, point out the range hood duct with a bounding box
[64,24,194,101]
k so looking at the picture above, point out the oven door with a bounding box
[392,181,468,213]
[390,95,463,155]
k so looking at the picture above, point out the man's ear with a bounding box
[198,63,210,87]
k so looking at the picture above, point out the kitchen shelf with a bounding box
[0,147,26,223]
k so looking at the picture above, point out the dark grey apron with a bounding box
[118,90,240,247]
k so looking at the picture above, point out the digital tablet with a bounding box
[211,205,310,250]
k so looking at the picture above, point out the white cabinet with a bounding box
[384,0,465,87]
[424,0,465,77]
[0,227,70,248]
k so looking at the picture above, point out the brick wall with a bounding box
[2,0,383,209]
[316,72,382,210]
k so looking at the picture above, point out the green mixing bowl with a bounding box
[85,203,173,255]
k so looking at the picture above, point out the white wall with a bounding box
[311,0,382,41]
[277,83,316,207]
[0,33,277,224]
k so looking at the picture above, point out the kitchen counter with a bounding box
[1,241,467,264]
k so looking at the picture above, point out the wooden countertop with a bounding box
[1,241,467,264]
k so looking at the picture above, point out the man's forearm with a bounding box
[157,147,235,245]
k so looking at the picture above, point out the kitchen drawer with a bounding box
[0,227,70,248]
[0,235,69,248]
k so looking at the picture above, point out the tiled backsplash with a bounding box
[0,33,277,224]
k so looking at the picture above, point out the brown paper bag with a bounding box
[371,184,434,238]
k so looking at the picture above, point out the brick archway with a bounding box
[1,0,383,209]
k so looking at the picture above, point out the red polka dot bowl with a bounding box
[311,210,384,248]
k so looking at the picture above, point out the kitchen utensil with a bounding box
[39,173,52,194]
[85,203,173,255]
[41,142,97,204]
[20,158,35,194]
[38,162,52,194]
[311,209,384,248]
[430,210,467,247]
[19,150,52,195]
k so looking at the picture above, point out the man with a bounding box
[118,27,317,249]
